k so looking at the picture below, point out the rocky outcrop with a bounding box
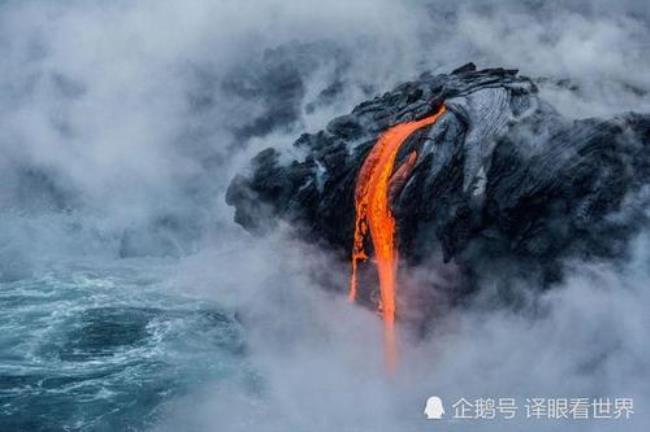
[227,63,650,297]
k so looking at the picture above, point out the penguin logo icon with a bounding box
[424,396,445,420]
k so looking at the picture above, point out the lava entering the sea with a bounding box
[349,104,447,371]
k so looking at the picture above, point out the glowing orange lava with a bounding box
[349,105,446,371]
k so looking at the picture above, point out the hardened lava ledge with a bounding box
[227,63,650,297]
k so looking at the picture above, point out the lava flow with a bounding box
[349,104,446,372]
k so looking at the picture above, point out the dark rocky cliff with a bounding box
[227,63,650,300]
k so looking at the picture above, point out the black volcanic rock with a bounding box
[227,64,650,297]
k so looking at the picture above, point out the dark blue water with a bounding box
[0,261,246,431]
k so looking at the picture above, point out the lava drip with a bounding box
[349,105,447,371]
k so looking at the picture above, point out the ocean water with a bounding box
[0,260,246,431]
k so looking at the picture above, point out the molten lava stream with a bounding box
[349,105,447,372]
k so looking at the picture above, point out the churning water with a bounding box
[0,259,246,431]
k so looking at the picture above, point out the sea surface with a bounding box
[0,259,246,431]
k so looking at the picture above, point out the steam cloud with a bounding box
[1,0,648,431]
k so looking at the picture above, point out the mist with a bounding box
[1,0,649,431]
